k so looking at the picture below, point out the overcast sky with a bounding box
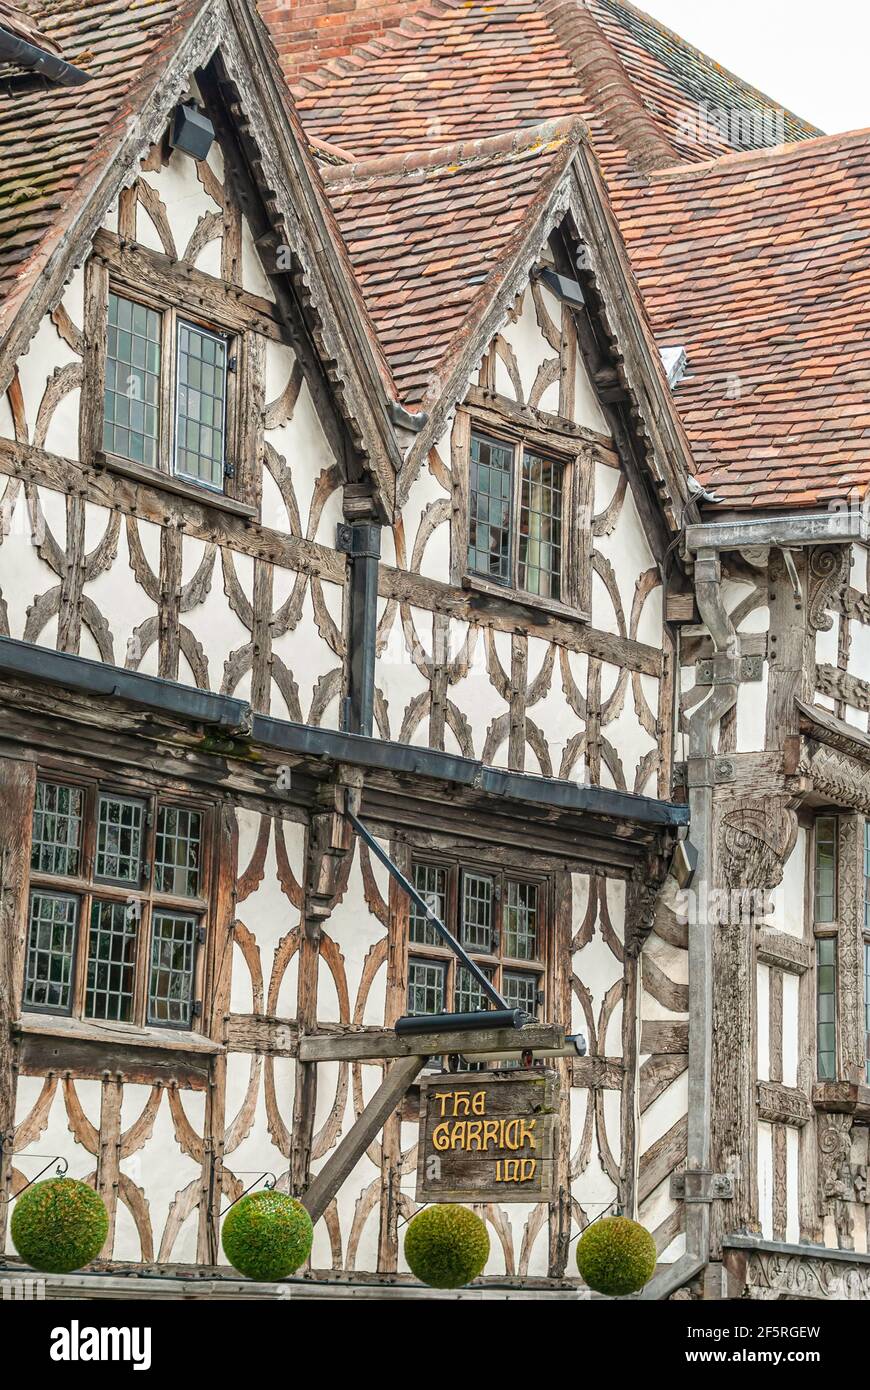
[638,0,870,134]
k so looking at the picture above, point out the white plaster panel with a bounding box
[0,486,59,639]
[736,661,769,753]
[118,1084,202,1264]
[757,963,770,1082]
[786,1126,800,1246]
[758,1121,774,1240]
[782,971,799,1089]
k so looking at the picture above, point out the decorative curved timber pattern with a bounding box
[375,282,671,795]
[0,146,347,724]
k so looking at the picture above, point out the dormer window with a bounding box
[461,419,588,618]
[102,289,233,494]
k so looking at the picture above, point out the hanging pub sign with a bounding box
[415,1070,558,1204]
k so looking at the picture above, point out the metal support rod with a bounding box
[346,805,512,1014]
[0,1153,68,1202]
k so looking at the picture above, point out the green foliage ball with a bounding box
[404,1205,490,1289]
[576,1215,656,1296]
[11,1178,108,1274]
[221,1191,313,1281]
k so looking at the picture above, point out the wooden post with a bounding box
[302,1053,426,1224]
[0,758,35,1254]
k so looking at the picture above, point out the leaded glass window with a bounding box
[404,860,545,1023]
[175,321,227,489]
[408,958,446,1017]
[148,912,198,1026]
[454,965,493,1015]
[467,429,570,603]
[519,451,563,600]
[817,937,837,1080]
[31,781,83,876]
[503,970,539,1020]
[24,776,210,1032]
[86,900,137,1022]
[95,794,145,885]
[814,818,837,922]
[409,862,447,946]
[505,880,538,961]
[103,293,162,467]
[155,806,202,897]
[23,891,78,1012]
[468,432,513,584]
[461,873,494,951]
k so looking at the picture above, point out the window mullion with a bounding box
[163,307,177,476]
[511,441,522,589]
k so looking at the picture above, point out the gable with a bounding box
[0,0,403,510]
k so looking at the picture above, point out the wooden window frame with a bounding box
[813,816,840,1079]
[404,853,549,1020]
[22,771,216,1036]
[83,244,266,517]
[453,403,591,623]
[101,280,241,499]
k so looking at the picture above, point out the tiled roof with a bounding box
[287,0,819,177]
[322,118,582,407]
[620,131,870,508]
[0,0,62,55]
[0,0,203,344]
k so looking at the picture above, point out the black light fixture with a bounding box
[534,265,586,308]
[169,104,215,161]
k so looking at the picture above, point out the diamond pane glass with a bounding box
[95,795,144,884]
[85,900,137,1022]
[505,880,538,961]
[24,891,78,1011]
[468,432,513,584]
[503,970,539,1020]
[148,911,198,1026]
[461,872,494,951]
[31,781,83,876]
[519,451,563,599]
[155,806,202,897]
[407,958,446,1017]
[814,818,837,922]
[817,936,837,1080]
[409,862,447,946]
[103,293,162,467]
[175,321,227,488]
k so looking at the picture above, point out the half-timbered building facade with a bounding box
[0,0,867,1301]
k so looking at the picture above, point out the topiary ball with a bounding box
[576,1215,656,1296]
[404,1205,490,1289]
[221,1191,313,1281]
[11,1178,108,1274]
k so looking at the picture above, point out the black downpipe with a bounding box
[338,521,381,737]
[0,29,91,86]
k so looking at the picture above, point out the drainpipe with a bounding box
[642,546,739,1300]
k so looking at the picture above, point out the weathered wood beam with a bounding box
[301,1054,426,1223]
[298,1023,565,1064]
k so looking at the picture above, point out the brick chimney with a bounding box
[259,1,425,85]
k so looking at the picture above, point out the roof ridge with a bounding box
[320,116,587,184]
[539,0,681,172]
[593,0,821,139]
[649,125,870,183]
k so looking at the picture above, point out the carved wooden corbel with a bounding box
[807,546,851,633]
[818,1114,856,1251]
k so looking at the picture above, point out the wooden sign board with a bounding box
[415,1070,558,1204]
